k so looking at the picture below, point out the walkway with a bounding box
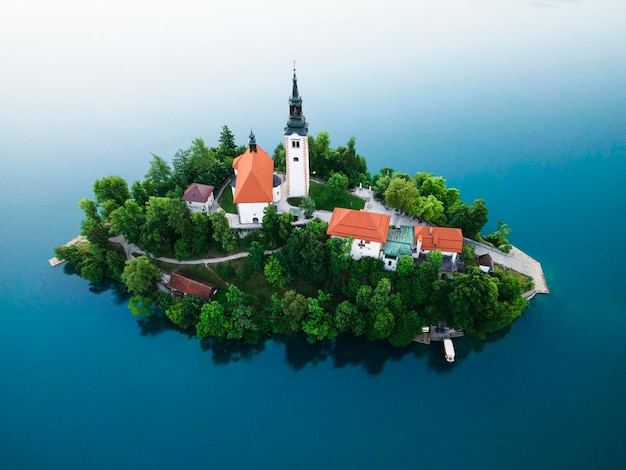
[464,238,549,295]
[112,185,549,295]
[110,234,278,266]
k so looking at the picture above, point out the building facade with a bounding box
[181,183,214,213]
[326,208,391,261]
[231,132,280,224]
[284,70,310,198]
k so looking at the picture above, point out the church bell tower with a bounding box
[284,66,310,198]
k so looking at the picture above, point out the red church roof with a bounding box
[232,145,274,204]
[326,208,391,244]
[181,183,214,203]
[413,226,463,253]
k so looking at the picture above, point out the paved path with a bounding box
[112,185,548,295]
[110,234,277,266]
[464,238,549,295]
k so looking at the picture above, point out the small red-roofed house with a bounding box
[181,183,214,213]
[326,208,391,261]
[231,131,281,224]
[167,272,218,301]
[413,226,463,268]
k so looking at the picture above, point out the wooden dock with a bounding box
[48,235,87,266]
[414,325,464,344]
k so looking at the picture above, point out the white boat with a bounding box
[443,339,455,363]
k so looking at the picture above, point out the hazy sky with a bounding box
[1,0,625,181]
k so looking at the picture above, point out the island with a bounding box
[53,71,548,354]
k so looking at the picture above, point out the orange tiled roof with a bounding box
[413,226,463,253]
[232,145,274,203]
[181,183,214,203]
[168,272,218,300]
[326,208,391,244]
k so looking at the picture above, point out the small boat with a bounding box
[443,339,455,363]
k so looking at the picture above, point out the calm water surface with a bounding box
[1,140,625,468]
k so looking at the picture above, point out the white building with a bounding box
[181,183,214,213]
[326,208,391,261]
[231,132,281,224]
[284,70,310,198]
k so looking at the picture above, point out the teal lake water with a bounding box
[2,2,626,465]
[2,133,625,468]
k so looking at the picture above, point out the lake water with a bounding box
[2,2,626,467]
[2,125,625,468]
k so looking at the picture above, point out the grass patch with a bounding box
[494,265,534,290]
[157,254,326,310]
[217,186,237,214]
[288,181,365,212]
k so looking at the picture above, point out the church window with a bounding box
[293,157,299,162]
[292,140,300,148]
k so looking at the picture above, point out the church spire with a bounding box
[284,65,308,136]
[291,62,300,100]
[248,129,257,152]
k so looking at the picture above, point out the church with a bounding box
[284,70,310,198]
[231,70,311,223]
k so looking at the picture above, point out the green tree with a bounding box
[188,138,217,186]
[79,254,106,284]
[78,198,107,242]
[411,194,445,224]
[309,130,331,179]
[208,210,238,252]
[448,199,488,239]
[261,204,279,248]
[484,220,512,252]
[372,167,394,200]
[327,236,351,275]
[272,143,286,172]
[418,175,447,201]
[327,172,349,200]
[389,310,421,347]
[218,125,237,159]
[247,241,266,273]
[110,200,145,244]
[175,212,211,260]
[299,197,316,219]
[384,175,419,213]
[395,254,414,277]
[413,251,443,305]
[93,175,130,218]
[277,290,308,334]
[302,291,336,343]
[285,222,329,284]
[104,249,126,281]
[165,295,204,329]
[196,301,228,339]
[264,256,292,289]
[448,266,499,338]
[277,212,294,244]
[171,148,193,189]
[120,255,161,295]
[144,154,174,197]
[131,180,150,206]
[140,197,191,257]
[334,300,365,336]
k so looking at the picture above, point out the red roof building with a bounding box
[181,183,214,213]
[232,140,274,204]
[167,272,218,301]
[413,226,463,253]
[326,208,391,243]
[182,183,214,203]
